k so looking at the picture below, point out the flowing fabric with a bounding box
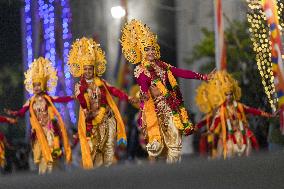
[77,78,127,169]
[45,95,72,163]
[102,82,127,145]
[29,95,72,164]
[78,107,93,169]
[142,95,162,143]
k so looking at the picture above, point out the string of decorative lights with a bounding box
[61,0,76,124]
[246,0,283,111]
[38,0,56,70]
[23,0,76,125]
[24,0,33,68]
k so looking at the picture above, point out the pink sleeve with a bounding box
[136,72,151,93]
[243,105,271,117]
[170,66,207,80]
[12,105,29,117]
[51,96,74,103]
[104,83,129,101]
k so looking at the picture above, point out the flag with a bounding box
[214,0,227,70]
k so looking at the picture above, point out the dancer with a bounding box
[6,57,72,174]
[68,37,133,169]
[208,71,273,158]
[120,19,209,163]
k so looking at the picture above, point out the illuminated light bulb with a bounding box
[111,6,126,19]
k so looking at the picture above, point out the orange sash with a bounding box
[143,94,162,143]
[77,78,127,169]
[29,95,72,164]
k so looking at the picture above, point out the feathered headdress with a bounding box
[120,19,160,64]
[24,57,58,94]
[68,37,107,77]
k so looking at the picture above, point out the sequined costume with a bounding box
[68,37,128,169]
[9,57,72,174]
[120,19,208,163]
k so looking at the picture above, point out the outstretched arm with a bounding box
[170,66,208,80]
[5,100,30,117]
[243,105,272,118]
[103,81,129,101]
[51,96,74,103]
[0,116,16,124]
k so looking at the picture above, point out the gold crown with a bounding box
[120,19,160,64]
[208,71,241,105]
[24,57,58,94]
[68,37,107,77]
[195,82,213,113]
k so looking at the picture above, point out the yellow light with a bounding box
[246,0,284,111]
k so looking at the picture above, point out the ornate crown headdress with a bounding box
[24,57,58,94]
[208,71,242,105]
[120,19,160,64]
[68,37,107,77]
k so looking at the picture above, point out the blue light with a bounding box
[60,0,76,124]
[24,0,76,125]
[64,42,69,47]
[45,53,51,59]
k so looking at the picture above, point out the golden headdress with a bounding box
[68,37,107,77]
[195,71,242,112]
[208,71,241,105]
[24,57,58,94]
[120,19,160,64]
[195,82,213,113]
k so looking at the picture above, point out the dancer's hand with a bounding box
[140,92,149,101]
[206,68,216,80]
[184,126,194,136]
[6,117,17,124]
[4,108,16,116]
[128,96,139,105]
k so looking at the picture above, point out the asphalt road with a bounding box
[1,151,284,189]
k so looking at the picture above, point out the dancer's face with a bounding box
[144,46,156,62]
[33,82,43,95]
[83,65,95,80]
[225,92,234,103]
